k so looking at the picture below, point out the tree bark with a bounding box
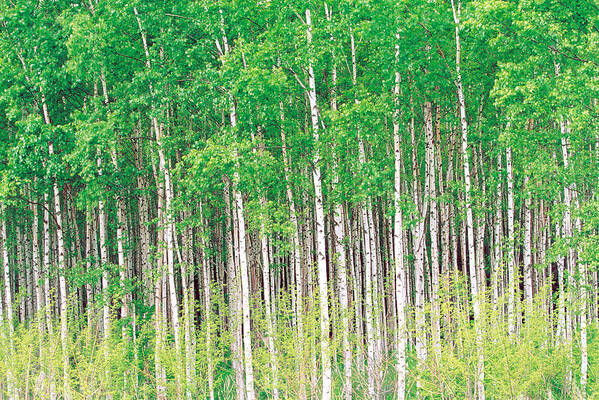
[305,9,332,400]
[392,51,408,400]
[451,2,485,398]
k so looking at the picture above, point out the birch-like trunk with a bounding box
[84,209,94,328]
[1,204,16,400]
[180,209,196,400]
[523,176,533,311]
[305,9,332,400]
[451,2,485,398]
[43,192,53,336]
[199,203,214,400]
[256,132,280,400]
[41,91,70,399]
[110,150,129,333]
[492,154,503,310]
[323,14,351,397]
[224,180,245,400]
[97,153,111,340]
[279,106,308,399]
[233,168,257,400]
[426,100,441,360]
[31,201,43,327]
[392,47,408,399]
[413,102,430,377]
[136,142,152,306]
[134,10,182,395]
[506,144,516,335]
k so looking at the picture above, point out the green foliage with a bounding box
[0,279,594,398]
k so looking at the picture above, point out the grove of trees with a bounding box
[0,0,597,398]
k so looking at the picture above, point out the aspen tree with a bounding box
[451,1,485,398]
[492,155,503,309]
[31,202,43,328]
[426,99,441,360]
[279,105,308,400]
[134,9,183,397]
[84,210,94,328]
[305,9,332,400]
[181,208,196,400]
[325,8,351,397]
[392,36,408,399]
[199,203,214,400]
[224,180,245,400]
[41,90,71,399]
[256,132,280,400]
[233,167,256,400]
[1,204,15,400]
[523,175,533,311]
[506,143,516,335]
[413,101,430,377]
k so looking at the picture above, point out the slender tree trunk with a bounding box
[224,180,245,400]
[97,153,111,340]
[43,192,53,337]
[85,209,94,328]
[426,100,441,360]
[280,106,308,400]
[506,144,516,336]
[110,149,129,333]
[181,209,196,400]
[451,2,485,398]
[412,102,429,380]
[233,170,256,400]
[198,203,214,400]
[392,53,408,400]
[17,226,25,323]
[2,204,16,400]
[41,91,70,399]
[260,225,280,400]
[155,167,167,400]
[256,132,280,400]
[31,202,43,326]
[134,10,182,396]
[492,155,503,310]
[325,13,352,398]
[137,144,152,306]
[523,176,533,311]
[305,9,332,400]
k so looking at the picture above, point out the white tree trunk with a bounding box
[224,181,245,400]
[426,100,441,360]
[84,209,94,328]
[260,227,280,400]
[31,202,43,326]
[305,9,332,400]
[43,192,53,336]
[134,11,182,395]
[256,132,280,400]
[492,155,503,310]
[412,103,429,377]
[506,144,516,335]
[97,153,111,340]
[110,150,129,333]
[199,204,214,400]
[41,91,70,398]
[234,169,257,400]
[1,204,16,400]
[325,16,351,398]
[392,51,408,400]
[280,107,308,400]
[523,176,533,311]
[451,2,485,398]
